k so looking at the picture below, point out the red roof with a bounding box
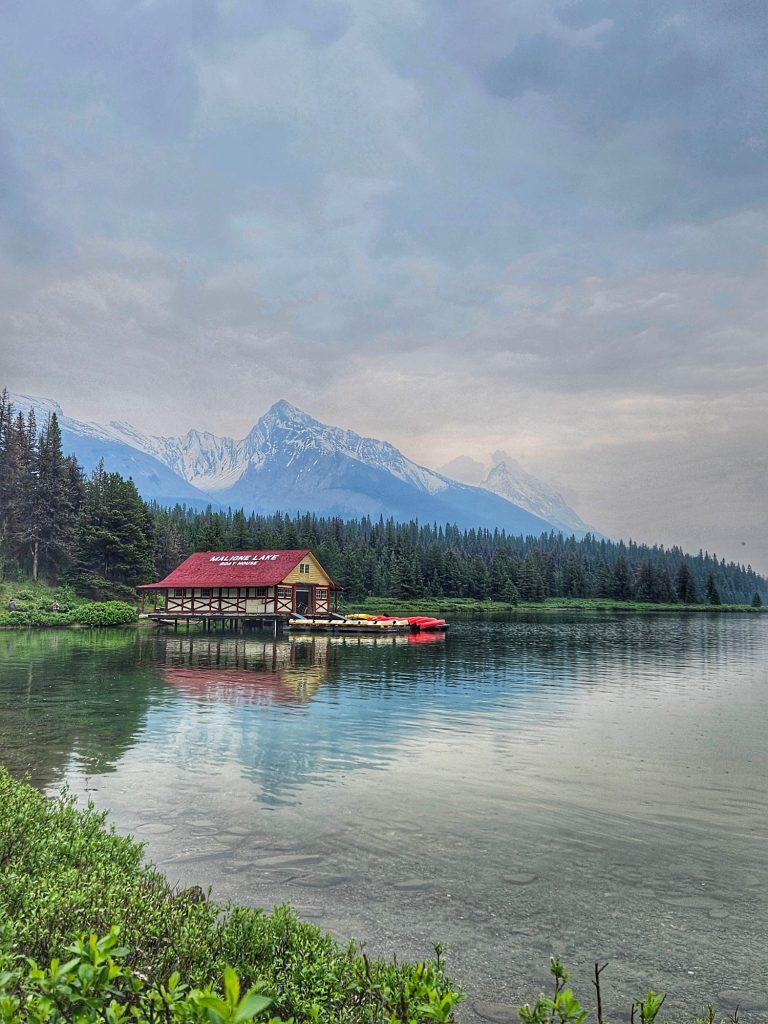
[139,550,338,589]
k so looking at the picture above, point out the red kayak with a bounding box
[367,613,449,632]
[407,616,448,632]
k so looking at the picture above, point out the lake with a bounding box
[1,615,766,1023]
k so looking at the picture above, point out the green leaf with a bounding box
[233,992,273,1022]
[224,967,240,1008]
[199,994,230,1024]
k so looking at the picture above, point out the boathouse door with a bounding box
[294,586,311,615]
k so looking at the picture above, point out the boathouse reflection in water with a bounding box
[160,633,443,705]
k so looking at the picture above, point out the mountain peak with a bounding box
[8,392,64,420]
[481,460,593,536]
[263,399,314,424]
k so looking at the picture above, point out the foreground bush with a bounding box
[520,957,741,1024]
[0,926,284,1024]
[0,601,136,628]
[0,769,461,1024]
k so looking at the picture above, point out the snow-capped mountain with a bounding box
[481,459,593,536]
[7,393,587,535]
[9,393,218,509]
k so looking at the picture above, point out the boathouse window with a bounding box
[200,588,212,597]
[247,587,267,598]
[173,589,184,597]
[300,563,310,574]
[316,588,327,600]
[277,586,292,599]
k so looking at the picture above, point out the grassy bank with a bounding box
[0,768,461,1024]
[0,579,137,628]
[342,595,766,616]
[0,578,87,609]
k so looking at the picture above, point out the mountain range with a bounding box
[9,393,593,537]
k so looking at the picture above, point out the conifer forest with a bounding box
[1,391,765,606]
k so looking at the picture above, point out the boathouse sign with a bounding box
[209,554,279,566]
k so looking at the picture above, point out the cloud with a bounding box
[1,0,767,567]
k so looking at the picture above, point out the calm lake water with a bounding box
[1,616,766,1022]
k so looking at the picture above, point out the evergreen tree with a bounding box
[612,557,632,600]
[595,559,615,598]
[76,464,155,596]
[675,563,699,604]
[21,414,79,580]
[705,572,721,606]
[656,567,676,603]
[153,509,187,577]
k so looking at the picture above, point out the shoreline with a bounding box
[1,595,765,630]
[0,767,459,1024]
[344,595,767,616]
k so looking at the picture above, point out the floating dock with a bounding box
[287,613,449,634]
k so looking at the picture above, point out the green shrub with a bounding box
[0,602,136,629]
[0,924,284,1024]
[519,956,740,1024]
[74,602,137,627]
[0,770,461,1024]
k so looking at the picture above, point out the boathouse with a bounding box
[138,549,340,624]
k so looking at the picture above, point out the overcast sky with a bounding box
[2,0,767,568]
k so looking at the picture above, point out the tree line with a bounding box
[0,392,154,598]
[150,504,765,606]
[1,390,765,606]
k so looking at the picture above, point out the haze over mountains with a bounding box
[9,393,593,538]
[439,455,592,536]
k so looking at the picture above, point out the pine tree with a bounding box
[633,559,656,602]
[76,464,155,596]
[612,557,632,600]
[20,413,79,580]
[153,510,186,576]
[675,563,699,604]
[705,573,721,606]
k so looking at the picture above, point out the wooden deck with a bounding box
[145,612,296,633]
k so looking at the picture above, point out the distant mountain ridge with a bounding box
[480,459,593,536]
[8,393,590,537]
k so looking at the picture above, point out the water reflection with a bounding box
[0,628,161,787]
[149,632,452,803]
[1,616,767,1022]
[160,632,445,707]
[161,636,336,704]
